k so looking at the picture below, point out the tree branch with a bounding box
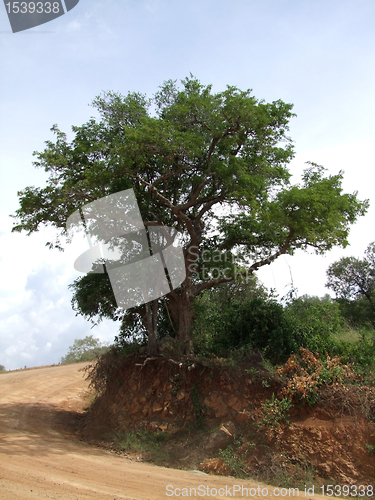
[192,227,295,296]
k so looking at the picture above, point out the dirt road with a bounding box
[0,363,320,499]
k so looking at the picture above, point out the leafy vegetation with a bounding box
[60,335,110,364]
[326,242,375,327]
[65,243,375,378]
[218,443,248,477]
[258,394,292,428]
[192,286,344,363]
[276,347,358,405]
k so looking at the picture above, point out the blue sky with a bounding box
[1,0,374,369]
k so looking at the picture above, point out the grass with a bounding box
[112,430,172,463]
[331,327,362,343]
[256,457,319,491]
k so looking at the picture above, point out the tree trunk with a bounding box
[145,300,158,356]
[175,289,195,355]
[365,292,375,312]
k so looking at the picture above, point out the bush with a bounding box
[193,290,346,364]
[277,294,349,360]
[333,328,375,382]
[258,393,292,428]
[276,347,358,405]
[218,298,296,363]
[192,278,269,357]
[285,295,344,336]
[336,296,375,328]
[82,345,124,394]
[192,278,296,363]
[194,292,296,363]
[193,285,375,372]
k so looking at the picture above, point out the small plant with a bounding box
[261,358,276,376]
[246,441,256,449]
[245,367,259,378]
[258,394,292,429]
[169,373,180,396]
[365,443,375,455]
[218,445,247,478]
[256,455,318,491]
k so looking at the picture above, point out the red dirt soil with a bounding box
[0,362,331,499]
[83,353,375,485]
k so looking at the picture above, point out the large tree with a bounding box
[60,335,110,364]
[12,76,368,354]
[326,242,375,317]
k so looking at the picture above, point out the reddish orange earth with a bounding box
[0,362,325,499]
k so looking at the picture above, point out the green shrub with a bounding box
[193,288,296,363]
[218,444,247,477]
[283,295,345,356]
[192,284,375,375]
[258,394,292,428]
[333,328,375,381]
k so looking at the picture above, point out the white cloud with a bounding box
[0,217,116,370]
[66,19,82,31]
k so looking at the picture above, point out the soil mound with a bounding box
[83,351,275,436]
[82,352,375,485]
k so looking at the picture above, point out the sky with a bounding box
[0,0,374,370]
